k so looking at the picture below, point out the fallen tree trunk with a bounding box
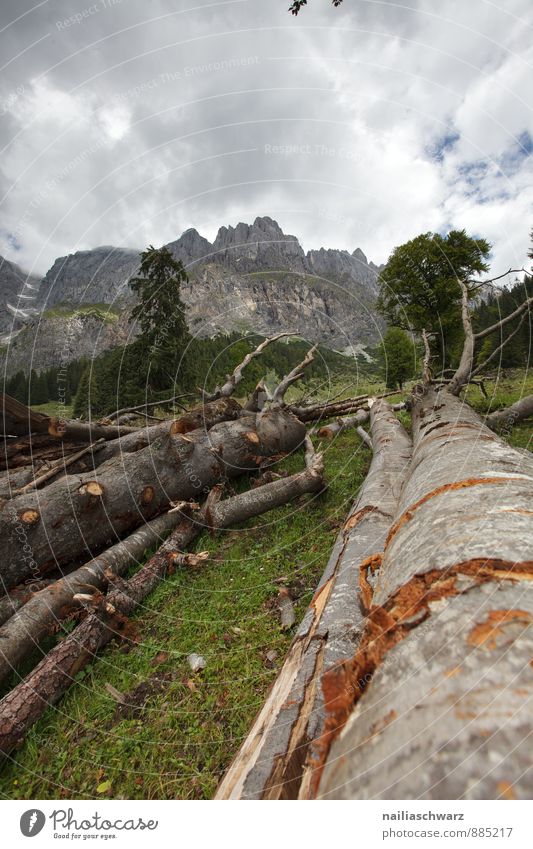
[0,409,306,590]
[83,397,243,467]
[0,510,188,687]
[0,447,326,758]
[215,400,412,799]
[0,581,54,628]
[316,385,533,800]
[487,393,533,432]
[290,390,400,423]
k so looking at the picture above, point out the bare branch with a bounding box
[356,426,372,448]
[206,332,292,401]
[270,345,317,407]
[470,312,527,379]
[475,296,533,340]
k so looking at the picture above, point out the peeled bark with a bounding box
[215,401,412,799]
[0,510,186,687]
[487,393,533,432]
[0,450,326,758]
[0,409,306,590]
[317,386,533,800]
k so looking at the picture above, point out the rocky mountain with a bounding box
[0,256,40,336]
[0,217,383,377]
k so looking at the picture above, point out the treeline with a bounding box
[72,332,360,418]
[4,360,88,407]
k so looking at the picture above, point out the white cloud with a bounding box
[0,0,530,279]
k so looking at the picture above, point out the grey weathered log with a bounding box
[0,510,187,686]
[0,409,306,590]
[0,446,326,757]
[11,439,106,496]
[486,393,533,431]
[215,400,412,799]
[318,386,533,800]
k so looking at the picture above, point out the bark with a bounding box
[90,397,242,466]
[11,439,106,496]
[486,393,533,431]
[215,401,412,799]
[317,386,533,800]
[0,510,187,687]
[0,449,326,758]
[317,409,369,439]
[1,435,85,471]
[0,409,306,590]
[290,390,400,423]
[0,581,54,628]
[447,280,475,396]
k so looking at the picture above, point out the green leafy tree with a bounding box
[376,230,491,366]
[129,246,191,392]
[378,327,416,389]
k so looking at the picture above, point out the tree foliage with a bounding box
[129,245,191,391]
[378,327,416,389]
[376,230,491,365]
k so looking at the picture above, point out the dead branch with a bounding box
[204,332,292,402]
[0,509,190,687]
[474,295,533,341]
[356,426,372,448]
[486,393,533,431]
[470,312,527,379]
[317,409,369,439]
[270,346,317,407]
[105,394,192,420]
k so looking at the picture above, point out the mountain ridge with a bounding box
[0,216,384,377]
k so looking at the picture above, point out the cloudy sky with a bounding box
[0,0,532,277]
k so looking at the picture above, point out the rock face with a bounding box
[0,217,383,376]
[0,256,40,336]
[38,246,140,309]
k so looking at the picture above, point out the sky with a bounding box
[0,0,532,277]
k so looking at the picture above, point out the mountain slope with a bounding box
[0,217,383,377]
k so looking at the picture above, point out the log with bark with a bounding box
[0,443,326,758]
[0,409,306,590]
[215,400,412,799]
[315,385,533,800]
[0,510,189,686]
[487,393,533,432]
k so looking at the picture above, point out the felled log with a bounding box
[1,392,138,442]
[87,397,243,467]
[215,400,412,799]
[0,409,306,590]
[487,393,533,432]
[0,581,54,628]
[317,409,369,439]
[0,510,188,686]
[290,389,400,423]
[317,385,533,800]
[0,445,326,758]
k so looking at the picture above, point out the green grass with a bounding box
[43,303,120,323]
[1,368,531,800]
[0,428,371,800]
[31,402,74,418]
